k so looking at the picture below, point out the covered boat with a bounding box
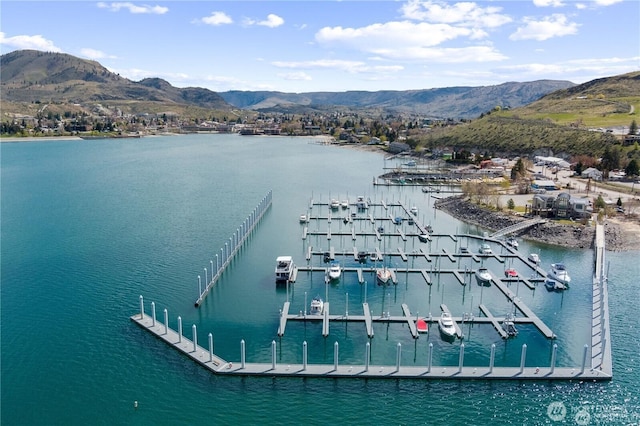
[475,267,492,286]
[275,256,294,282]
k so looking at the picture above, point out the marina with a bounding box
[5,134,635,425]
[133,192,612,381]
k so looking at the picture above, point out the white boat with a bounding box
[341,200,349,209]
[545,278,567,291]
[479,243,493,255]
[355,196,368,210]
[438,312,457,338]
[548,263,571,285]
[376,267,392,285]
[528,253,541,265]
[309,296,324,315]
[299,214,307,223]
[502,313,518,337]
[410,206,418,215]
[327,260,341,280]
[475,267,492,286]
[330,199,340,210]
[506,236,519,249]
[275,256,294,282]
[418,234,430,243]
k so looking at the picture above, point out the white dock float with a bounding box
[421,270,432,285]
[419,248,432,262]
[363,302,374,337]
[375,247,383,261]
[479,304,508,339]
[302,226,308,240]
[322,303,330,337]
[353,247,359,261]
[397,247,407,262]
[357,268,364,284]
[278,302,290,336]
[401,304,418,338]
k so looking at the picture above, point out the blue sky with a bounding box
[1,1,638,92]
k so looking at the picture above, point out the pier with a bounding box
[133,191,613,381]
[132,294,611,380]
[195,191,272,307]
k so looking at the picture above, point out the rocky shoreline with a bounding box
[434,196,633,252]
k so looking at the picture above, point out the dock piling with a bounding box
[581,344,588,374]
[550,343,557,373]
[139,295,144,320]
[271,341,276,370]
[192,324,197,352]
[520,344,527,374]
[334,342,339,371]
[178,316,182,343]
[459,343,465,373]
[241,340,245,369]
[303,341,307,371]
[365,342,370,372]
[208,333,213,362]
[151,302,156,327]
[396,343,401,372]
[489,343,495,373]
[163,309,168,335]
[428,343,433,373]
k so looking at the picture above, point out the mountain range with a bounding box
[1,50,575,119]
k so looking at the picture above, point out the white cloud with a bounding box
[277,72,312,81]
[199,12,233,26]
[370,45,507,63]
[317,21,473,50]
[400,0,512,28]
[107,66,189,82]
[258,14,284,28]
[271,59,405,76]
[80,48,116,60]
[96,2,168,14]
[533,0,565,7]
[497,56,640,78]
[593,0,624,5]
[0,32,61,52]
[510,14,579,41]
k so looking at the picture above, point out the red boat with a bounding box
[416,318,429,333]
[504,268,518,278]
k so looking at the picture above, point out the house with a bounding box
[581,167,603,181]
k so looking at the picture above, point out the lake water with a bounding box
[1,134,638,425]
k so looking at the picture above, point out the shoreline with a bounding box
[435,195,639,252]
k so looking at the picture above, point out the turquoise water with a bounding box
[1,134,638,425]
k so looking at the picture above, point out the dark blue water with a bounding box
[2,135,638,425]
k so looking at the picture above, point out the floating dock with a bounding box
[133,192,612,381]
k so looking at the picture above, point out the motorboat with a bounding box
[376,267,392,286]
[330,199,340,210]
[309,296,324,315]
[407,217,414,225]
[341,200,349,209]
[548,263,571,285]
[504,268,518,278]
[327,260,341,280]
[356,196,368,210]
[475,267,492,286]
[479,243,493,255]
[299,214,308,223]
[418,233,430,243]
[343,216,350,224]
[545,278,567,291]
[410,206,418,215]
[370,252,382,262]
[393,216,403,225]
[377,226,384,234]
[275,256,294,282]
[357,251,369,262]
[425,224,433,233]
[438,312,457,338]
[506,236,519,249]
[528,253,541,265]
[459,246,469,254]
[416,318,429,334]
[502,313,518,337]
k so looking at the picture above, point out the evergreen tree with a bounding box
[629,119,638,135]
